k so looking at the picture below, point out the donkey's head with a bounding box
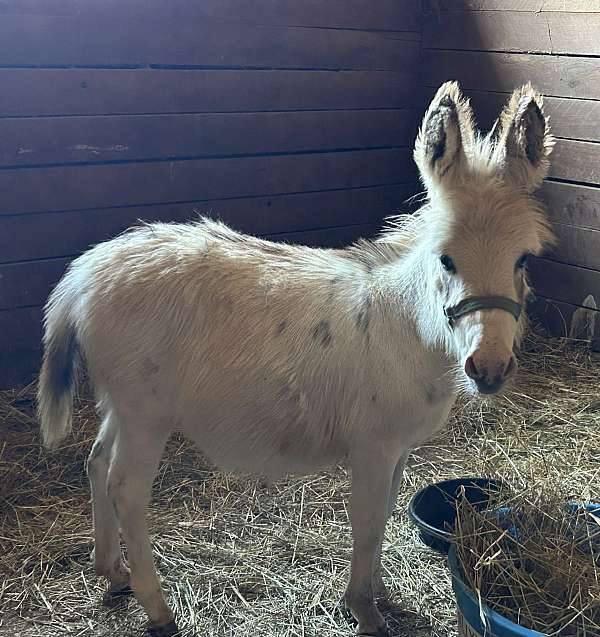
[414,81,555,395]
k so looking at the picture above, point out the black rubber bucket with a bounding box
[407,477,504,554]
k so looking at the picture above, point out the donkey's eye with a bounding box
[516,253,530,269]
[440,254,456,273]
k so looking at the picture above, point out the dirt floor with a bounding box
[1,331,598,637]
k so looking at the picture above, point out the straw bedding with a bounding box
[1,330,598,637]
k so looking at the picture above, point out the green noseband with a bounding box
[444,296,522,329]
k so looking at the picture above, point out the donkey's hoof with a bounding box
[357,625,391,637]
[102,584,134,607]
[336,595,355,624]
[146,620,180,637]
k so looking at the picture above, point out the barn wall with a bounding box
[0,0,424,388]
[423,0,600,348]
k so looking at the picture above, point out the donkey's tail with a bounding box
[37,281,80,450]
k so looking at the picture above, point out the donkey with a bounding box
[37,81,554,637]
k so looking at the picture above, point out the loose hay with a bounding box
[454,487,600,635]
[0,330,599,636]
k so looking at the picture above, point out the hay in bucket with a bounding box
[0,328,599,636]
[453,485,600,635]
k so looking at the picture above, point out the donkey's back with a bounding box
[39,219,392,476]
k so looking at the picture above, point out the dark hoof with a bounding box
[102,584,134,607]
[146,620,180,637]
[375,596,392,612]
[357,626,391,637]
[336,596,356,625]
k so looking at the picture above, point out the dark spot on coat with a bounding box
[371,393,377,403]
[327,276,343,302]
[142,357,160,379]
[356,291,373,334]
[313,320,332,347]
[425,384,436,404]
[276,320,288,335]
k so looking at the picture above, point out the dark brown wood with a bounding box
[540,182,600,231]
[529,257,600,309]
[0,184,416,263]
[549,140,600,185]
[550,223,600,272]
[0,0,421,31]
[528,295,600,350]
[0,148,415,216]
[0,110,419,168]
[424,11,600,56]
[0,306,43,353]
[425,50,600,100]
[0,350,42,390]
[0,69,418,117]
[266,222,381,247]
[0,16,419,70]
[0,258,69,311]
[456,89,600,142]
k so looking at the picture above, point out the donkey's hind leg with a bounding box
[107,416,175,635]
[87,411,130,596]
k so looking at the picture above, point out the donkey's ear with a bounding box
[414,81,475,192]
[494,84,554,192]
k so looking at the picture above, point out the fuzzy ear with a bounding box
[414,81,475,193]
[492,84,554,192]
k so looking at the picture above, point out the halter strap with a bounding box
[444,296,522,328]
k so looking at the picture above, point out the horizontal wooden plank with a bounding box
[549,140,600,184]
[439,1,600,11]
[458,90,600,142]
[0,258,69,310]
[529,257,600,309]
[0,17,419,71]
[528,296,600,350]
[0,0,421,31]
[0,350,41,390]
[425,50,600,100]
[0,184,415,263]
[0,306,43,353]
[424,11,600,56]
[0,69,418,117]
[269,222,381,247]
[0,109,419,168]
[0,148,416,216]
[550,223,600,271]
[540,181,600,231]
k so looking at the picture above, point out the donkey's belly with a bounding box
[178,395,348,478]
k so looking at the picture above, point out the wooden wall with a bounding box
[0,0,423,388]
[423,0,600,348]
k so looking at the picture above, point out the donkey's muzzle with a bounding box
[464,353,517,394]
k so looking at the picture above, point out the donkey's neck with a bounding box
[373,238,454,360]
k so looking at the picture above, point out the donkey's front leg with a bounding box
[372,451,409,606]
[345,454,396,637]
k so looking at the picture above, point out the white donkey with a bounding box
[38,82,554,637]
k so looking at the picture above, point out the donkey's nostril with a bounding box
[464,356,481,381]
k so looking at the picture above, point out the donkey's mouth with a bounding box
[474,377,507,395]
